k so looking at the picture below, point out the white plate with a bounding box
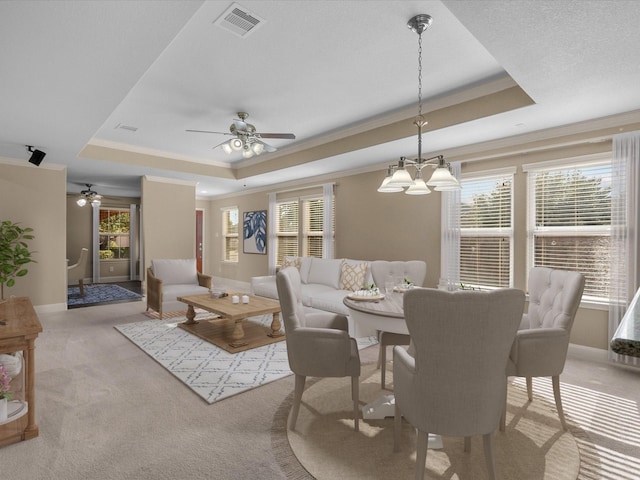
[347,293,385,302]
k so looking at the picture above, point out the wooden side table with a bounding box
[0,297,42,447]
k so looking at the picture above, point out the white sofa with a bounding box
[146,259,212,318]
[250,256,426,336]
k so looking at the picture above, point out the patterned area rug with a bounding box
[68,284,142,308]
[115,313,378,404]
[280,364,584,480]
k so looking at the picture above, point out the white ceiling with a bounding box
[2,0,640,199]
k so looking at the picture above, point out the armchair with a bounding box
[146,259,212,319]
[67,247,89,296]
[503,267,585,431]
[394,288,524,480]
[370,260,426,388]
[276,266,361,432]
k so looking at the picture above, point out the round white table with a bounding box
[343,291,407,334]
[343,290,443,449]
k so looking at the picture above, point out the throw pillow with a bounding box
[281,256,302,270]
[340,261,369,291]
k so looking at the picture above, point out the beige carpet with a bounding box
[284,364,585,480]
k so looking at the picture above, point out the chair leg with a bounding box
[500,383,508,432]
[482,432,497,480]
[381,341,387,389]
[464,436,471,452]
[415,430,429,480]
[78,279,84,297]
[376,330,382,369]
[552,375,568,430]
[352,375,359,432]
[289,374,306,430]
[394,402,402,452]
[526,376,533,401]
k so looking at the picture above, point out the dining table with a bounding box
[343,289,443,448]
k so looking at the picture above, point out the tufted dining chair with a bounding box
[67,247,89,296]
[276,267,361,432]
[370,260,427,388]
[394,288,525,480]
[502,267,585,431]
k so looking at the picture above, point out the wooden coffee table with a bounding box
[176,293,283,352]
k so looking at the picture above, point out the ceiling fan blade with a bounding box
[256,133,296,139]
[186,129,231,135]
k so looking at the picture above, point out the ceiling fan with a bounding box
[186,112,296,158]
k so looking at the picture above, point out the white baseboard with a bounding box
[567,343,609,363]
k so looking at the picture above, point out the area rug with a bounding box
[115,313,378,404]
[68,284,142,308]
[280,364,586,480]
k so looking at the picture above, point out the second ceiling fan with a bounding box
[186,112,295,158]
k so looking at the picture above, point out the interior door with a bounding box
[196,209,203,273]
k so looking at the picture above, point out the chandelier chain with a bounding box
[417,32,423,119]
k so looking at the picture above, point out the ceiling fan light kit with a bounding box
[187,111,295,159]
[378,14,460,195]
[76,184,102,207]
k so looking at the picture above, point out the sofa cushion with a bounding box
[299,257,313,284]
[252,277,279,300]
[339,260,369,291]
[309,289,351,316]
[307,258,343,289]
[152,259,199,286]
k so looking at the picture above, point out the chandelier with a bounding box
[377,14,460,195]
[76,184,102,207]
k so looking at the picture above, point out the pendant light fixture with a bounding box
[76,184,102,207]
[377,14,460,195]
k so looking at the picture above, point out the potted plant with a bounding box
[0,220,36,301]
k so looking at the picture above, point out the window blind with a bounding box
[303,198,323,258]
[222,207,238,262]
[276,200,299,265]
[526,159,612,300]
[459,171,513,288]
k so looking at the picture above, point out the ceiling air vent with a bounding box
[214,3,264,38]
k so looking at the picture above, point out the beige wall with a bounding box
[141,176,196,277]
[205,141,616,350]
[207,191,269,282]
[66,195,93,281]
[0,158,67,308]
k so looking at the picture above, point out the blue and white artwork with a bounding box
[243,210,267,254]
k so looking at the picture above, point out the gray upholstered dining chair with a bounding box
[276,266,361,432]
[67,247,89,296]
[394,288,525,480]
[370,260,426,388]
[503,267,585,431]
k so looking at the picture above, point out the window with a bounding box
[459,169,514,289]
[303,198,324,258]
[99,208,130,260]
[222,207,238,262]
[275,195,332,266]
[276,200,299,265]
[525,157,612,301]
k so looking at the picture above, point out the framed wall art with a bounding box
[243,210,267,255]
